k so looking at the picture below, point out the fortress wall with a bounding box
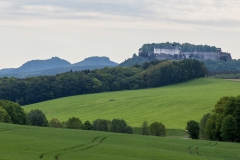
[202,52,219,60]
[181,52,219,60]
[155,53,170,60]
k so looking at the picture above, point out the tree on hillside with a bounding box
[110,119,133,134]
[28,109,48,126]
[220,115,238,142]
[149,122,166,136]
[49,118,63,128]
[199,113,211,139]
[205,96,240,142]
[141,120,149,135]
[81,120,92,130]
[92,119,110,131]
[0,107,11,123]
[66,117,82,129]
[0,100,27,124]
[186,120,200,139]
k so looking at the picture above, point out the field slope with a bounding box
[24,78,240,129]
[0,123,240,160]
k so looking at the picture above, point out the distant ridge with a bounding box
[73,56,118,66]
[9,57,71,73]
[0,56,118,78]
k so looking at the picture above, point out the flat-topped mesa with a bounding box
[139,44,232,61]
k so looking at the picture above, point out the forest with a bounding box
[0,59,208,105]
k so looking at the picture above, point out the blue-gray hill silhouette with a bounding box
[9,57,71,73]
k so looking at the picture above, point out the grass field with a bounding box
[1,123,240,160]
[24,78,240,129]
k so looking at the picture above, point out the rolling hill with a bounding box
[24,78,240,129]
[0,56,118,78]
[0,123,239,160]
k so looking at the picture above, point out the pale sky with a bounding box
[0,0,240,69]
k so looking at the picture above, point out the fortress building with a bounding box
[139,45,232,61]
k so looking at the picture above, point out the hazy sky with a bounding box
[0,0,240,69]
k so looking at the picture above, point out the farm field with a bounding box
[0,123,240,160]
[24,78,240,129]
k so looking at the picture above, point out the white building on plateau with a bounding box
[154,46,180,55]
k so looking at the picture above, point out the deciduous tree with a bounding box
[149,122,166,136]
[186,120,200,139]
[28,109,48,126]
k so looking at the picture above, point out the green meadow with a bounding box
[0,123,240,160]
[24,78,240,129]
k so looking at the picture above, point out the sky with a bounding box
[0,0,240,69]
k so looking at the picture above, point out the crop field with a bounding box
[24,78,240,129]
[0,123,240,160]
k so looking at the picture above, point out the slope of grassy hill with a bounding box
[0,123,239,160]
[24,78,240,129]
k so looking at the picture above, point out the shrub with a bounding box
[28,109,48,126]
[110,119,133,134]
[66,117,82,129]
[49,118,63,128]
[186,120,200,139]
[149,122,166,136]
[92,119,110,131]
[81,121,93,130]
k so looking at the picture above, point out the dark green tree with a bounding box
[149,122,166,136]
[92,119,110,131]
[220,115,238,142]
[186,120,200,139]
[199,113,211,139]
[81,120,92,130]
[110,119,127,133]
[0,100,27,124]
[141,120,149,135]
[66,117,82,129]
[28,109,48,126]
[110,119,132,134]
[124,126,133,134]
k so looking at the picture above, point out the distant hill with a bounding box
[73,56,118,66]
[119,54,149,67]
[9,57,71,73]
[0,56,118,78]
[0,68,15,74]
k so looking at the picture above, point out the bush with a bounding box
[92,119,110,131]
[149,122,166,136]
[66,117,82,129]
[124,126,133,134]
[81,121,92,130]
[186,120,200,139]
[49,118,63,128]
[110,119,133,134]
[28,109,48,126]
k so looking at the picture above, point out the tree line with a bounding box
[0,59,208,105]
[186,95,240,142]
[0,99,166,136]
[203,59,240,74]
